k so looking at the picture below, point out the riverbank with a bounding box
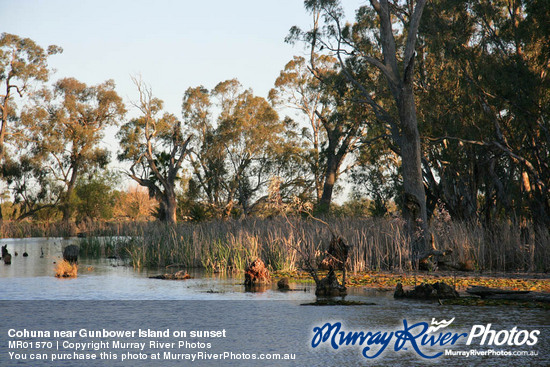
[272,270,550,292]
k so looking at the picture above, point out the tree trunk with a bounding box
[62,163,79,224]
[397,89,429,265]
[0,83,9,161]
[318,153,340,213]
[164,194,177,225]
[160,189,177,225]
[0,85,8,222]
[61,190,74,223]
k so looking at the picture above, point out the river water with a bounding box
[0,237,548,366]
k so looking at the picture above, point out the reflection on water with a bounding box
[0,237,322,300]
[0,238,548,366]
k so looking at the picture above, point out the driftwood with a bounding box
[418,233,475,271]
[319,236,350,270]
[279,211,349,298]
[467,286,550,303]
[149,270,191,280]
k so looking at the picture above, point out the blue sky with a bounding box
[1,0,331,114]
[1,0,358,197]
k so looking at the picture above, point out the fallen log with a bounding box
[149,270,191,280]
[467,286,550,303]
[394,281,459,299]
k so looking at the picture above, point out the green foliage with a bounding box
[0,33,62,157]
[419,0,550,224]
[74,171,120,221]
[8,77,125,221]
[182,79,294,217]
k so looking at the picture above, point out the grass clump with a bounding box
[55,260,78,278]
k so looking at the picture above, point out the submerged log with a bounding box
[466,286,550,303]
[394,281,459,299]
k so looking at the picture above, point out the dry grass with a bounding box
[4,216,549,274]
[84,217,550,274]
[54,260,78,278]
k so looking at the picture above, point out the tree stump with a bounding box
[63,245,79,264]
[2,245,11,265]
[315,268,347,297]
[277,277,290,290]
[244,259,271,288]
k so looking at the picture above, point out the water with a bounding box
[0,238,548,366]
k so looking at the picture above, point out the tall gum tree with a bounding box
[269,55,334,203]
[0,33,61,220]
[19,78,125,222]
[118,78,191,224]
[291,0,430,265]
[270,55,368,213]
[183,79,290,217]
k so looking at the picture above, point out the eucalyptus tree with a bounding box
[269,55,334,203]
[0,33,61,220]
[183,79,290,217]
[118,78,191,224]
[419,0,550,224]
[18,78,125,222]
[270,55,369,213]
[290,0,430,264]
[181,85,226,213]
[0,33,62,159]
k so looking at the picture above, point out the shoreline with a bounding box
[272,270,550,292]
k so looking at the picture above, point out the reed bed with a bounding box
[0,220,138,238]
[70,217,550,273]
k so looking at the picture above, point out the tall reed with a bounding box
[77,217,550,273]
[4,217,549,273]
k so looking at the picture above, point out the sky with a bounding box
[1,0,331,114]
[1,0,359,198]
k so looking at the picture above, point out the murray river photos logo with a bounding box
[311,318,540,359]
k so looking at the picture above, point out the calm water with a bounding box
[0,238,548,366]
